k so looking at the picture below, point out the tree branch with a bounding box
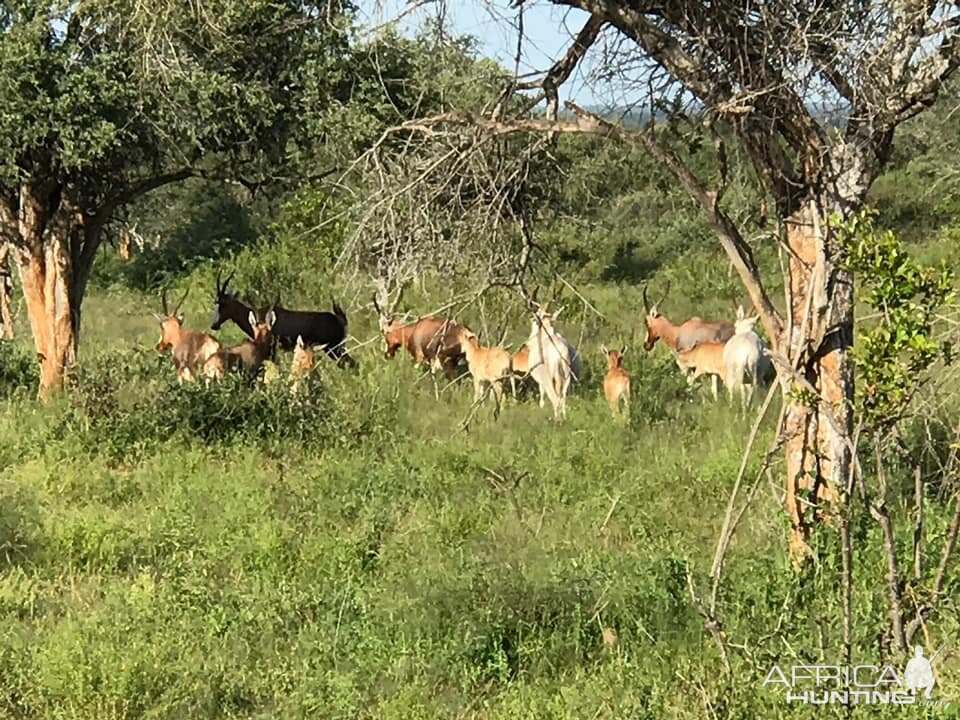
[392,104,785,342]
[515,15,605,122]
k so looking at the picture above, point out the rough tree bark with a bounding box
[781,200,855,562]
[11,186,80,396]
[0,241,13,339]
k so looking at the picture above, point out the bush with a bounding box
[0,341,38,399]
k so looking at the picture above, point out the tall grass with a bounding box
[0,229,957,718]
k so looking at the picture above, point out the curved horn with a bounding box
[641,283,650,313]
[657,280,672,308]
[173,286,190,316]
[160,287,170,316]
[215,269,222,295]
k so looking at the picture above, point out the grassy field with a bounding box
[1,234,958,718]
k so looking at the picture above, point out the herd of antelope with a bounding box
[153,271,772,418]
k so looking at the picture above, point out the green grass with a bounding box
[0,243,958,718]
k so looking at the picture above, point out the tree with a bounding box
[360,2,960,565]
[0,0,348,396]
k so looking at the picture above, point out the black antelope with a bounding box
[153,287,221,383]
[211,270,353,365]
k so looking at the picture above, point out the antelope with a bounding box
[373,289,468,381]
[289,335,316,393]
[723,307,769,408]
[675,341,727,401]
[601,345,631,417]
[642,282,735,397]
[211,270,353,366]
[457,328,512,418]
[153,287,221,383]
[642,283,735,353]
[527,304,580,420]
[204,309,276,380]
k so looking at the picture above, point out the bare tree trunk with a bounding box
[781,200,855,567]
[118,227,132,260]
[0,241,13,339]
[11,185,83,399]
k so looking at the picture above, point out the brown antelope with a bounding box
[204,309,276,380]
[675,341,726,401]
[289,335,316,393]
[601,345,631,417]
[527,304,581,420]
[154,287,221,383]
[373,286,469,381]
[457,328,512,417]
[642,283,735,398]
[642,283,735,353]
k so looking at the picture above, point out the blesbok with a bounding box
[373,290,468,381]
[723,307,769,408]
[675,341,726,401]
[641,283,735,353]
[211,270,353,365]
[205,309,276,380]
[154,287,221,383]
[601,345,631,417]
[457,329,513,417]
[642,283,735,397]
[289,335,316,393]
[527,304,580,420]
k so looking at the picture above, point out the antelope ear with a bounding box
[736,305,745,321]
[152,313,164,322]
[266,310,276,328]
[553,306,564,319]
[248,310,257,328]
[620,345,627,356]
[296,335,305,349]
[601,344,609,355]
[176,314,185,324]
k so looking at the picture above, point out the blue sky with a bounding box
[355,0,602,104]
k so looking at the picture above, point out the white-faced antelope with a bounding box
[457,328,512,418]
[601,345,631,417]
[154,287,222,383]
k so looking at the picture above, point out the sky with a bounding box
[355,0,605,105]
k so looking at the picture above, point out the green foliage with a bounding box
[836,210,955,431]
[0,340,37,398]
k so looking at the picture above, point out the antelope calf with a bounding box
[457,328,512,418]
[601,345,631,417]
[154,288,221,383]
[205,309,276,380]
[289,335,316,392]
[676,341,726,400]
